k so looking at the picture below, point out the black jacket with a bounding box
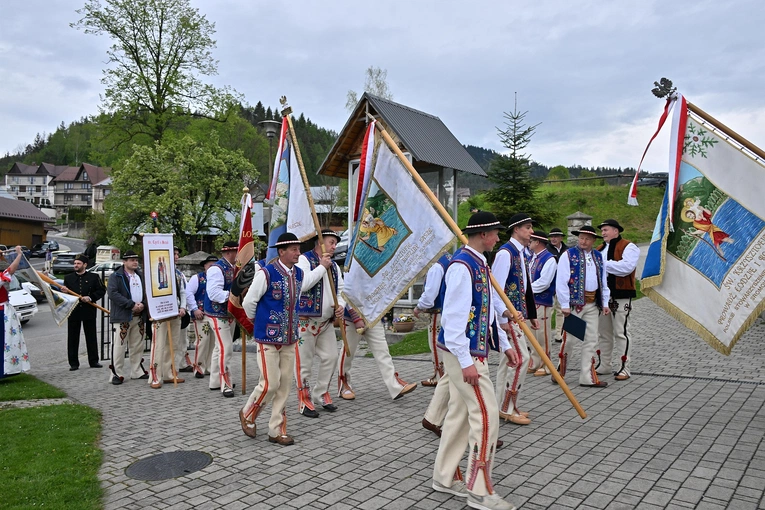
[63,271,106,318]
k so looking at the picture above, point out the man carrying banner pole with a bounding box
[205,241,238,398]
[185,255,218,379]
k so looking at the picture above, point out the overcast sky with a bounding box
[1,0,763,172]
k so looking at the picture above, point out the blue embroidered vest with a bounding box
[566,247,604,307]
[203,259,234,318]
[194,271,207,311]
[297,250,338,317]
[498,241,528,318]
[427,253,452,313]
[531,250,555,307]
[253,263,304,345]
[436,249,491,359]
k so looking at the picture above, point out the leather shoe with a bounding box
[150,382,162,389]
[300,407,320,418]
[580,381,608,388]
[111,377,123,385]
[138,373,149,380]
[394,382,417,400]
[500,412,531,425]
[496,439,504,450]
[268,434,294,446]
[615,374,630,381]
[194,372,204,379]
[178,366,194,373]
[339,386,355,400]
[421,378,438,387]
[69,366,79,371]
[239,409,256,438]
[163,378,185,383]
[322,403,338,412]
[90,363,103,368]
[422,418,442,437]
[222,387,235,398]
[533,368,547,377]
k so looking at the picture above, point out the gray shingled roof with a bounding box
[365,94,486,176]
[0,196,53,222]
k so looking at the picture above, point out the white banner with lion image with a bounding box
[641,96,765,354]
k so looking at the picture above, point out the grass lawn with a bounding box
[1,404,103,509]
[0,373,67,401]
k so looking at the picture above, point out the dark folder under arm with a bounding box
[563,313,587,341]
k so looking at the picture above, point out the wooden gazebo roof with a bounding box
[317,93,486,178]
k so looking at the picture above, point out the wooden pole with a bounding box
[282,100,351,356]
[241,325,247,394]
[153,224,178,386]
[687,102,765,161]
[375,122,587,419]
[36,270,110,314]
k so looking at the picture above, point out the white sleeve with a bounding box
[441,263,474,369]
[185,274,199,311]
[600,260,611,306]
[531,258,557,294]
[491,250,511,324]
[556,252,571,309]
[417,263,444,310]
[335,263,346,309]
[242,269,269,319]
[298,254,327,291]
[607,242,640,276]
[496,321,511,353]
[206,266,228,304]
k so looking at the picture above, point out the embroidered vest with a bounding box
[426,253,452,313]
[253,263,304,345]
[566,247,604,307]
[194,271,207,311]
[597,237,637,299]
[203,259,234,318]
[531,250,555,307]
[296,250,338,317]
[498,242,528,318]
[436,249,491,359]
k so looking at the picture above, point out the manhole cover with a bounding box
[125,450,212,481]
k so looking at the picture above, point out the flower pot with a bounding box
[392,322,415,333]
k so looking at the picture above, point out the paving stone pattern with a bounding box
[24,298,765,509]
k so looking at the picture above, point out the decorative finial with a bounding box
[243,186,249,193]
[651,77,676,99]
[280,96,292,116]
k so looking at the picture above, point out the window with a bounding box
[81,182,91,189]
[12,176,18,183]
[35,186,42,193]
[82,171,89,181]
[29,177,35,184]
[81,194,91,201]
[64,195,73,203]
[18,185,26,192]
[64,183,74,190]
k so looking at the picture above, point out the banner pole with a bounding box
[35,270,110,314]
[375,120,586,419]
[687,102,765,161]
[281,98,351,356]
[151,217,177,386]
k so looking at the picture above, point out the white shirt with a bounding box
[441,246,511,369]
[205,258,234,304]
[296,252,344,320]
[185,273,200,312]
[417,261,445,310]
[600,240,640,277]
[492,238,528,293]
[530,250,557,295]
[125,270,143,304]
[555,249,610,309]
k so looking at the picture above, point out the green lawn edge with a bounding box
[0,373,67,401]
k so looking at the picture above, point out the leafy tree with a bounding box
[346,66,393,111]
[106,134,256,252]
[547,165,570,180]
[71,0,240,146]
[484,94,553,230]
[84,211,110,245]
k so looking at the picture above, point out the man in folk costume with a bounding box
[432,211,518,510]
[528,231,558,376]
[295,230,342,417]
[546,227,567,343]
[492,213,539,426]
[555,225,611,387]
[597,219,639,381]
[414,252,451,386]
[204,241,238,397]
[337,308,417,401]
[238,233,305,446]
[185,255,218,379]
[147,247,188,389]
[107,251,149,384]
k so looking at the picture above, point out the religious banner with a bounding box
[641,94,765,354]
[265,118,316,262]
[228,191,255,332]
[342,124,455,328]
[142,234,179,321]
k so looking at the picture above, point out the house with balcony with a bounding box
[4,162,74,218]
[51,163,110,219]
[92,176,112,213]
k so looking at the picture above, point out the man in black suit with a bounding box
[61,254,106,370]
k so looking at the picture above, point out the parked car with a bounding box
[52,252,78,274]
[13,273,45,302]
[637,172,669,188]
[332,229,350,263]
[87,260,123,283]
[8,275,39,324]
[30,241,60,257]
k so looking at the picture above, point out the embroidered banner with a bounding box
[641,99,765,354]
[229,192,255,332]
[142,234,179,321]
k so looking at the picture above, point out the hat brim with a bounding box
[313,232,342,242]
[598,222,624,232]
[269,241,302,249]
[530,235,548,242]
[506,217,533,230]
[571,230,603,238]
[462,221,505,235]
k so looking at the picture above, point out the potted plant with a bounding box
[391,314,416,333]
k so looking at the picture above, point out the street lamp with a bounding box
[259,119,281,188]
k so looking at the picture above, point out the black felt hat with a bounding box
[462,211,504,234]
[312,229,342,242]
[74,254,89,263]
[199,255,219,267]
[506,213,533,231]
[549,227,564,236]
[122,250,140,260]
[571,225,603,238]
[530,230,549,242]
[597,219,624,232]
[221,241,239,252]
[269,232,301,248]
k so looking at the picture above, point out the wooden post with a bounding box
[241,325,247,394]
[687,101,765,161]
[36,270,110,314]
[281,99,351,356]
[375,121,587,419]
